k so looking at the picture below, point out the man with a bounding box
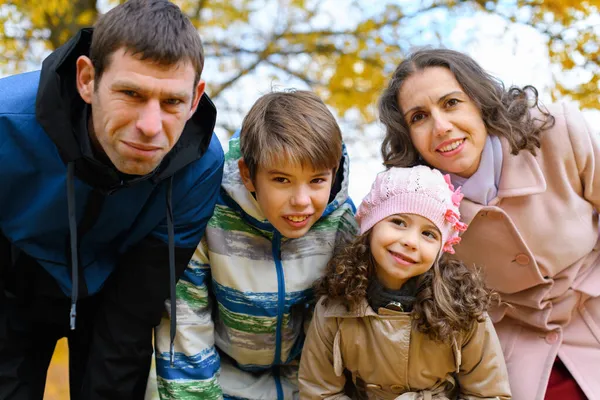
[0,1,223,399]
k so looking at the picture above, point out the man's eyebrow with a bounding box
[111,80,190,100]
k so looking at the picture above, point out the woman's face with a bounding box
[397,67,487,178]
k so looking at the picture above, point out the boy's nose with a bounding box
[290,187,311,208]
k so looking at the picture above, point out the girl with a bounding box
[378,48,598,400]
[298,166,511,400]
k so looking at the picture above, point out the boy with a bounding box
[148,91,357,399]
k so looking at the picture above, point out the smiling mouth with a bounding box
[285,215,310,222]
[437,138,465,153]
[389,250,417,264]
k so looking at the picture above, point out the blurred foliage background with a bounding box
[0,0,598,398]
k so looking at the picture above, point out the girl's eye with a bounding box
[391,218,407,227]
[410,112,426,124]
[422,230,438,240]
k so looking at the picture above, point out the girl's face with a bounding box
[397,67,487,178]
[369,213,442,290]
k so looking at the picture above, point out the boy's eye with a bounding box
[273,177,290,183]
[311,178,327,184]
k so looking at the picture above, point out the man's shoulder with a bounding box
[0,70,40,115]
[177,133,225,183]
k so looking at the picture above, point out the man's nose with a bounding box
[136,100,162,137]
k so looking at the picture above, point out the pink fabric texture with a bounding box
[356,166,466,254]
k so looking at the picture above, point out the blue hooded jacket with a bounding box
[0,28,224,342]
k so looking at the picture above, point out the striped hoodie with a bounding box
[149,134,358,400]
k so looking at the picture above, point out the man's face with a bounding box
[76,48,205,175]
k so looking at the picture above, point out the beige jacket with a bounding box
[452,103,600,400]
[298,297,511,400]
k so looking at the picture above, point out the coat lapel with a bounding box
[458,137,546,223]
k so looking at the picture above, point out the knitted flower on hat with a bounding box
[356,166,467,254]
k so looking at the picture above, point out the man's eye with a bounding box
[122,90,139,97]
[165,99,183,106]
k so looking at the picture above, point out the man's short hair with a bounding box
[91,0,204,88]
[240,90,343,180]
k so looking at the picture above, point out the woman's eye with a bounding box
[410,113,426,124]
[446,98,460,107]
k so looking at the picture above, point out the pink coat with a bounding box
[452,103,600,400]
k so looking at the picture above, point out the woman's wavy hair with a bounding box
[315,231,497,342]
[379,48,555,168]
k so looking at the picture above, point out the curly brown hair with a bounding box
[315,232,496,342]
[379,48,555,168]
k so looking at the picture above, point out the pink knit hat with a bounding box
[356,166,467,254]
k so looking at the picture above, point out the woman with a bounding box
[378,48,599,400]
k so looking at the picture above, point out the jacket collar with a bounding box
[323,298,409,319]
[458,136,546,223]
[496,136,546,198]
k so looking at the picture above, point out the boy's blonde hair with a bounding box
[240,90,343,179]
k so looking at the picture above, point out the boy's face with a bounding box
[239,159,333,239]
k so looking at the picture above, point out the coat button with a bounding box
[390,384,404,393]
[545,331,559,344]
[365,383,382,390]
[515,254,530,265]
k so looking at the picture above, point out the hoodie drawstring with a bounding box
[66,162,79,330]
[66,164,178,363]
[166,176,177,366]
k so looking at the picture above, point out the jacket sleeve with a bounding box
[153,237,223,400]
[333,202,359,256]
[299,298,351,400]
[564,102,600,210]
[456,315,512,400]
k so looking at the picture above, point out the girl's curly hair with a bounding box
[379,48,555,169]
[315,232,497,343]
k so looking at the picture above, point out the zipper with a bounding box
[271,231,285,399]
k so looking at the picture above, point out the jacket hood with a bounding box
[220,132,353,230]
[35,28,217,191]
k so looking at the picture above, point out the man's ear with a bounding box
[76,56,95,104]
[238,158,256,192]
[187,79,206,120]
